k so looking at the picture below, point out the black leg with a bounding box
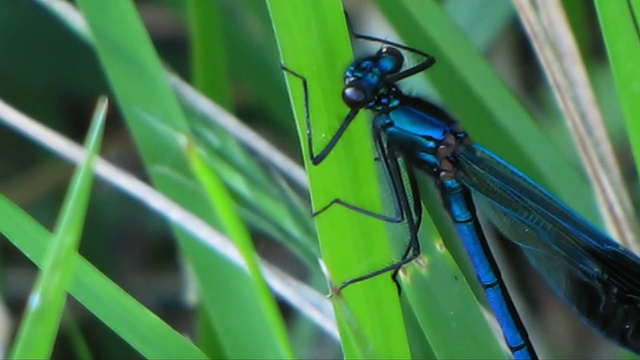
[281,65,405,224]
[337,124,422,292]
[345,12,436,83]
[281,65,359,166]
[336,155,421,292]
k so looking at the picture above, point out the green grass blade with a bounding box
[0,194,207,358]
[73,0,293,357]
[64,317,93,360]
[10,98,107,359]
[40,0,316,272]
[0,96,335,348]
[186,0,232,108]
[185,140,292,355]
[267,1,411,357]
[594,0,640,200]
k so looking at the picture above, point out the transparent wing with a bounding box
[457,144,640,352]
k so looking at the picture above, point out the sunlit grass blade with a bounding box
[267,0,412,357]
[9,98,107,359]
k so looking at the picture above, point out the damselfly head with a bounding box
[342,46,405,110]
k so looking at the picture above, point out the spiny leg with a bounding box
[280,65,359,165]
[345,13,436,83]
[336,154,421,292]
[281,65,405,223]
[337,125,423,293]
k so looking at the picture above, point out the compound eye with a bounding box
[377,47,404,74]
[342,85,368,109]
